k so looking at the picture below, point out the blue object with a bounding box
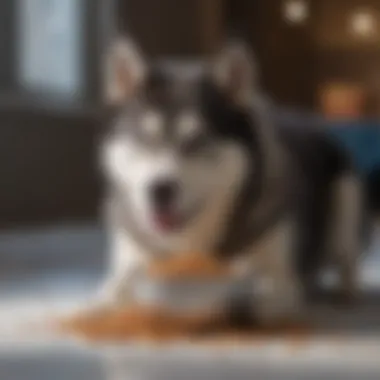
[328,121,380,176]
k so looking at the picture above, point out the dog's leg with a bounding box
[235,219,303,324]
[255,222,302,324]
[73,231,145,319]
[81,198,149,315]
[95,227,147,311]
[328,173,362,302]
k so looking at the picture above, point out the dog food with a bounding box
[60,255,310,343]
[147,254,232,280]
[60,306,310,343]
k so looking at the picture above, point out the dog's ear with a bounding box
[104,37,147,105]
[212,40,258,107]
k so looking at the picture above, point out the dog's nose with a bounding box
[150,179,179,208]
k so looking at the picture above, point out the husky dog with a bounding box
[97,37,364,322]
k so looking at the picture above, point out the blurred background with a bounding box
[1,0,380,378]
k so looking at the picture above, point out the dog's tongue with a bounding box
[154,211,179,231]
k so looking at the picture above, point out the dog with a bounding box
[96,37,365,323]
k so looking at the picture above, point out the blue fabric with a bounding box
[328,121,380,175]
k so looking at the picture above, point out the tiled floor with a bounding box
[0,224,380,380]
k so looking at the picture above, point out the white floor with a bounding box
[0,224,380,380]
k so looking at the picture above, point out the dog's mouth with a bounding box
[153,209,182,231]
[152,203,202,232]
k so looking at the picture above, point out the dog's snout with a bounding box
[150,179,179,207]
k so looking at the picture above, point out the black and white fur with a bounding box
[96,37,364,323]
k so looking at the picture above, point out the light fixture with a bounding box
[283,0,309,25]
[350,10,377,37]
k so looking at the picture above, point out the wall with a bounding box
[117,0,222,57]
[226,0,315,108]
[0,107,102,227]
[313,0,380,113]
[0,0,105,227]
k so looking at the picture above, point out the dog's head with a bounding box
[102,38,260,238]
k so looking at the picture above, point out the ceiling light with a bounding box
[350,10,376,37]
[283,0,309,25]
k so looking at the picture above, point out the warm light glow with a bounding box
[283,0,309,24]
[350,10,377,37]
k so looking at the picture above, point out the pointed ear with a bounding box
[212,40,258,107]
[104,37,147,105]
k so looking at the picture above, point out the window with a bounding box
[18,0,84,98]
[0,0,112,109]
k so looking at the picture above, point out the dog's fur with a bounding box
[96,38,364,322]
